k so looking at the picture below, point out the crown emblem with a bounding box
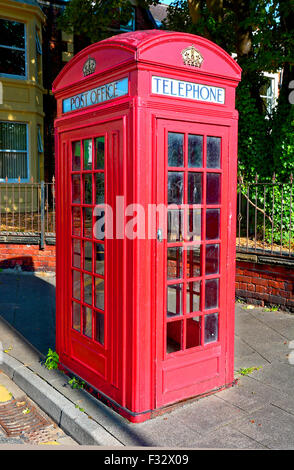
[181,45,204,68]
[83,56,96,76]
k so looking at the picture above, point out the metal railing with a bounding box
[237,174,294,258]
[0,177,55,247]
[0,174,293,258]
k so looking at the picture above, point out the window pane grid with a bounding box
[70,136,105,347]
[166,131,221,355]
[0,19,26,77]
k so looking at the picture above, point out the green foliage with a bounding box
[44,348,59,370]
[58,0,160,43]
[75,404,85,412]
[68,376,85,389]
[58,0,133,42]
[236,77,272,179]
[163,1,294,182]
[58,1,294,183]
[236,366,262,376]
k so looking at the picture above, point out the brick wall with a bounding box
[0,242,293,312]
[0,243,56,272]
[236,253,294,313]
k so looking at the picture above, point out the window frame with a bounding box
[0,18,27,80]
[0,121,30,182]
[35,27,42,84]
[119,6,136,32]
[260,72,279,115]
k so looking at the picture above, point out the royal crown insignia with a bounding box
[181,45,204,68]
[83,56,96,76]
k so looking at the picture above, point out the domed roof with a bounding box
[53,30,241,93]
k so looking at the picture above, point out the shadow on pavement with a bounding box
[0,271,56,356]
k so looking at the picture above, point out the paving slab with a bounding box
[231,403,294,450]
[189,424,268,449]
[0,272,294,449]
[246,361,294,396]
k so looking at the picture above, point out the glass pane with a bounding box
[206,173,221,205]
[168,132,184,167]
[0,122,27,150]
[95,136,105,169]
[83,274,92,305]
[95,173,104,204]
[72,270,80,300]
[72,175,80,203]
[0,48,25,76]
[82,306,92,338]
[72,207,81,236]
[205,278,219,310]
[72,142,81,171]
[167,247,183,280]
[167,209,183,242]
[83,174,92,204]
[95,243,104,275]
[95,311,104,345]
[94,210,105,241]
[186,316,201,349]
[205,244,219,275]
[95,278,105,311]
[188,135,203,168]
[204,313,219,344]
[167,284,183,318]
[72,239,81,268]
[72,302,81,332]
[0,151,27,179]
[167,321,182,354]
[188,173,202,204]
[84,241,92,272]
[83,207,92,238]
[206,209,220,240]
[168,172,183,204]
[186,281,201,313]
[187,209,201,241]
[186,245,201,278]
[207,136,221,169]
[83,139,92,170]
[0,19,25,48]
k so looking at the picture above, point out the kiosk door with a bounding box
[156,119,230,407]
[60,119,124,402]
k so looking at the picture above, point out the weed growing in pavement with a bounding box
[236,366,262,376]
[44,348,59,370]
[263,306,279,312]
[68,376,85,390]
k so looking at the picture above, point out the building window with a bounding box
[260,74,278,115]
[0,122,28,180]
[0,19,26,78]
[120,6,135,31]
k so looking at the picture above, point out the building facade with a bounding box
[0,0,45,184]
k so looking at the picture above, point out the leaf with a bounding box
[237,366,262,376]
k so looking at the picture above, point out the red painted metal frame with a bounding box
[53,30,241,422]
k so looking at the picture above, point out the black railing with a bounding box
[237,174,293,258]
[0,174,293,258]
[0,177,55,248]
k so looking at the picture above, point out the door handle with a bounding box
[157,228,163,242]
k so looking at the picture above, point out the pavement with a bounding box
[0,271,294,449]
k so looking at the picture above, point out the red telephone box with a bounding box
[53,30,241,423]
